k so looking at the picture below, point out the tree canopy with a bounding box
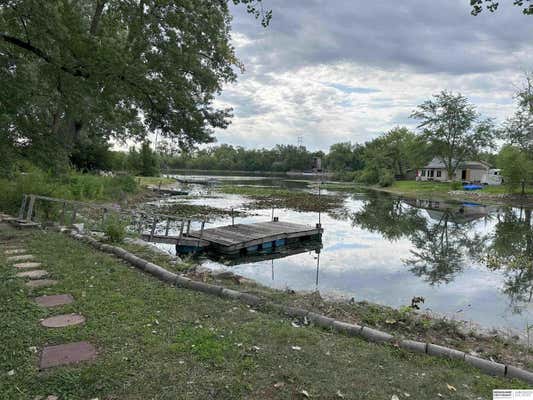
[470,0,533,15]
[411,91,494,178]
[0,0,269,170]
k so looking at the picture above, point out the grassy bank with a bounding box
[0,226,525,399]
[371,181,533,205]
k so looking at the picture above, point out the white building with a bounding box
[416,158,490,183]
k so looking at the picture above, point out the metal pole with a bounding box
[318,184,322,227]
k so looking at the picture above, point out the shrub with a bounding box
[378,170,395,187]
[450,181,462,190]
[103,215,128,243]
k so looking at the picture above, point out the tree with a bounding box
[470,0,533,15]
[501,74,533,152]
[0,1,270,171]
[411,91,495,180]
[325,142,365,172]
[358,127,429,186]
[497,145,533,194]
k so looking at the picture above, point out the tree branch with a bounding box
[0,32,90,78]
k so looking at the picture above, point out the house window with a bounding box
[421,170,426,177]
[436,170,442,178]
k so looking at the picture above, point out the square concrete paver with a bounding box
[26,279,58,288]
[16,270,48,279]
[14,262,42,269]
[40,342,97,369]
[35,294,74,308]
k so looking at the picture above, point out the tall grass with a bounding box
[0,169,138,214]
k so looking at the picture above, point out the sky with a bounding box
[210,0,533,152]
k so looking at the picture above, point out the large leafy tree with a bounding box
[0,0,270,170]
[470,0,533,15]
[501,74,533,152]
[411,91,495,179]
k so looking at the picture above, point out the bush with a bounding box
[450,181,462,190]
[378,170,395,187]
[103,215,128,243]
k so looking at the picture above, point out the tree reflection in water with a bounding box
[342,192,533,313]
[484,207,533,314]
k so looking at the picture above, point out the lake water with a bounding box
[153,174,533,334]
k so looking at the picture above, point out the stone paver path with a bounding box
[4,248,27,255]
[40,342,97,369]
[16,270,48,279]
[14,262,42,269]
[41,314,86,328]
[26,279,58,288]
[35,294,74,308]
[7,254,34,262]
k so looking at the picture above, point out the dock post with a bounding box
[149,218,158,241]
[165,218,171,236]
[271,206,274,221]
[186,220,191,235]
[231,209,234,226]
[179,220,185,238]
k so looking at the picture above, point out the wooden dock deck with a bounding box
[142,220,323,255]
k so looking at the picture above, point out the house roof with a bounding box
[422,158,490,170]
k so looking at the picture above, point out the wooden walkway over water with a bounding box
[143,220,323,255]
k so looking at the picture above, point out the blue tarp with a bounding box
[463,184,484,191]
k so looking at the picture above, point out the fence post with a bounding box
[26,195,36,221]
[18,195,27,220]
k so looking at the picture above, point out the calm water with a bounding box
[154,174,533,333]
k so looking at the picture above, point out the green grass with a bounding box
[0,226,528,399]
[389,180,533,196]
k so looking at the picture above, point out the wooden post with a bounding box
[271,206,275,221]
[71,206,78,225]
[18,195,27,220]
[231,208,235,226]
[60,201,66,226]
[179,219,185,238]
[165,218,171,236]
[26,195,36,221]
[149,218,158,241]
[186,220,191,235]
[318,184,322,227]
[199,220,205,239]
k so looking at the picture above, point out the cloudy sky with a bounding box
[211,0,533,151]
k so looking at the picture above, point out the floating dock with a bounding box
[142,220,323,255]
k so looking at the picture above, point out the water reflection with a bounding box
[346,193,533,317]
[161,175,533,330]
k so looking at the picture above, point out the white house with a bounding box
[416,158,490,183]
